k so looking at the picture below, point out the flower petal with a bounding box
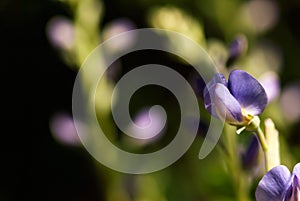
[242,136,259,169]
[256,165,291,201]
[282,163,300,201]
[203,74,227,118]
[204,73,227,99]
[204,83,219,118]
[284,175,300,201]
[228,70,268,116]
[213,83,244,123]
[283,184,293,201]
[206,73,227,88]
[291,175,300,201]
[293,163,300,177]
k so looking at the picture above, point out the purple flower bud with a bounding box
[227,35,248,66]
[242,136,260,169]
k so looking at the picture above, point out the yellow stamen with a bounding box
[241,108,253,123]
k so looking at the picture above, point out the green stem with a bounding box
[252,118,280,172]
[255,127,269,172]
[248,116,273,172]
[256,127,268,152]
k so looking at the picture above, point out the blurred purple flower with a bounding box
[103,18,135,38]
[203,70,268,125]
[280,83,300,122]
[227,35,248,66]
[127,107,166,144]
[244,0,279,33]
[256,163,300,201]
[102,18,136,52]
[242,136,260,169]
[259,71,280,102]
[49,112,81,146]
[46,16,74,50]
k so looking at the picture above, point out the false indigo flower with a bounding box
[256,163,300,201]
[204,70,268,126]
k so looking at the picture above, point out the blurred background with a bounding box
[2,0,300,200]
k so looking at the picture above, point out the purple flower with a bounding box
[259,71,280,103]
[126,107,166,145]
[256,163,300,201]
[204,70,268,125]
[49,112,82,146]
[46,16,74,50]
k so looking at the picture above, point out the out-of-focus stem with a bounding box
[73,0,103,66]
[224,125,250,201]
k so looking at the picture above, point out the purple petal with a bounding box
[228,70,268,116]
[284,175,300,201]
[204,84,219,118]
[204,73,227,99]
[291,175,300,201]
[203,74,227,117]
[293,175,300,189]
[194,75,206,99]
[283,184,293,201]
[292,163,300,177]
[212,83,243,123]
[283,163,300,201]
[242,136,259,169]
[291,164,300,201]
[210,73,227,86]
[256,165,291,201]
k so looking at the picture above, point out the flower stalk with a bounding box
[245,116,268,153]
[255,126,268,152]
[247,117,280,172]
[264,118,280,171]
